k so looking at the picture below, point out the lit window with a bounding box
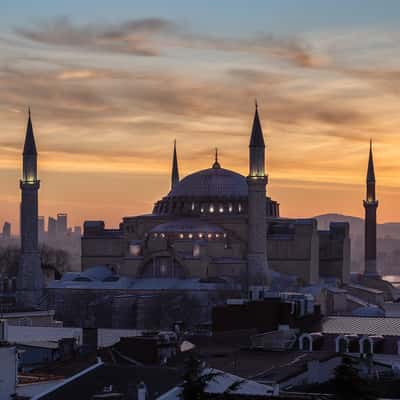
[193,244,201,257]
[219,205,224,213]
[188,233,193,239]
[198,233,203,238]
[228,203,233,213]
[191,202,195,211]
[179,233,184,239]
[215,234,220,238]
[200,207,204,213]
[238,203,242,212]
[154,233,158,238]
[160,233,165,238]
[129,244,141,256]
[209,204,214,213]
[207,233,212,239]
[160,263,168,275]
[223,233,227,238]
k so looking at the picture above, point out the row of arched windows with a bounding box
[299,333,382,355]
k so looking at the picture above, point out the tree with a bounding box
[333,356,377,400]
[180,356,219,400]
[179,356,244,400]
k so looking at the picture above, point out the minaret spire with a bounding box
[367,139,375,183]
[24,107,37,156]
[171,140,180,190]
[363,139,379,276]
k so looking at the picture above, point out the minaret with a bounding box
[363,140,379,276]
[171,140,179,190]
[17,109,44,308]
[246,102,269,287]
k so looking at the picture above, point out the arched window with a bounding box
[360,336,373,355]
[335,335,349,353]
[299,333,312,352]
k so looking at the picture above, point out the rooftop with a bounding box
[322,316,400,336]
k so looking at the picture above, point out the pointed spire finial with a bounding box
[249,101,265,148]
[212,147,221,169]
[171,139,179,190]
[255,98,258,110]
[23,107,37,155]
[367,138,375,182]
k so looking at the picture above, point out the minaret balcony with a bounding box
[363,199,378,207]
[20,179,40,190]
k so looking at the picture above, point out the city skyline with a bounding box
[2,1,400,228]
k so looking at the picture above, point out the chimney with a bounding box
[0,319,8,342]
[137,381,148,400]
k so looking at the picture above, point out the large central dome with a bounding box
[169,167,248,198]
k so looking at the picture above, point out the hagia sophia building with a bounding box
[78,104,350,289]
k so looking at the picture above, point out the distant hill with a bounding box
[314,213,400,240]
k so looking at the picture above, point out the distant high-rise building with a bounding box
[2,222,11,239]
[48,216,57,241]
[74,226,82,236]
[57,213,68,237]
[364,140,379,276]
[17,109,44,308]
[38,216,45,242]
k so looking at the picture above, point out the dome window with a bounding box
[154,233,158,238]
[228,203,233,213]
[200,206,204,213]
[209,204,215,213]
[207,233,212,239]
[219,205,224,213]
[179,233,184,239]
[191,202,195,211]
[160,233,165,238]
[215,233,220,238]
[198,233,203,238]
[238,203,242,213]
[188,233,193,239]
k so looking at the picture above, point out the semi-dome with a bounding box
[169,167,248,198]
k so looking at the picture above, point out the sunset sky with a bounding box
[1,0,400,231]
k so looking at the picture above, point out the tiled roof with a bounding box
[322,317,400,336]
